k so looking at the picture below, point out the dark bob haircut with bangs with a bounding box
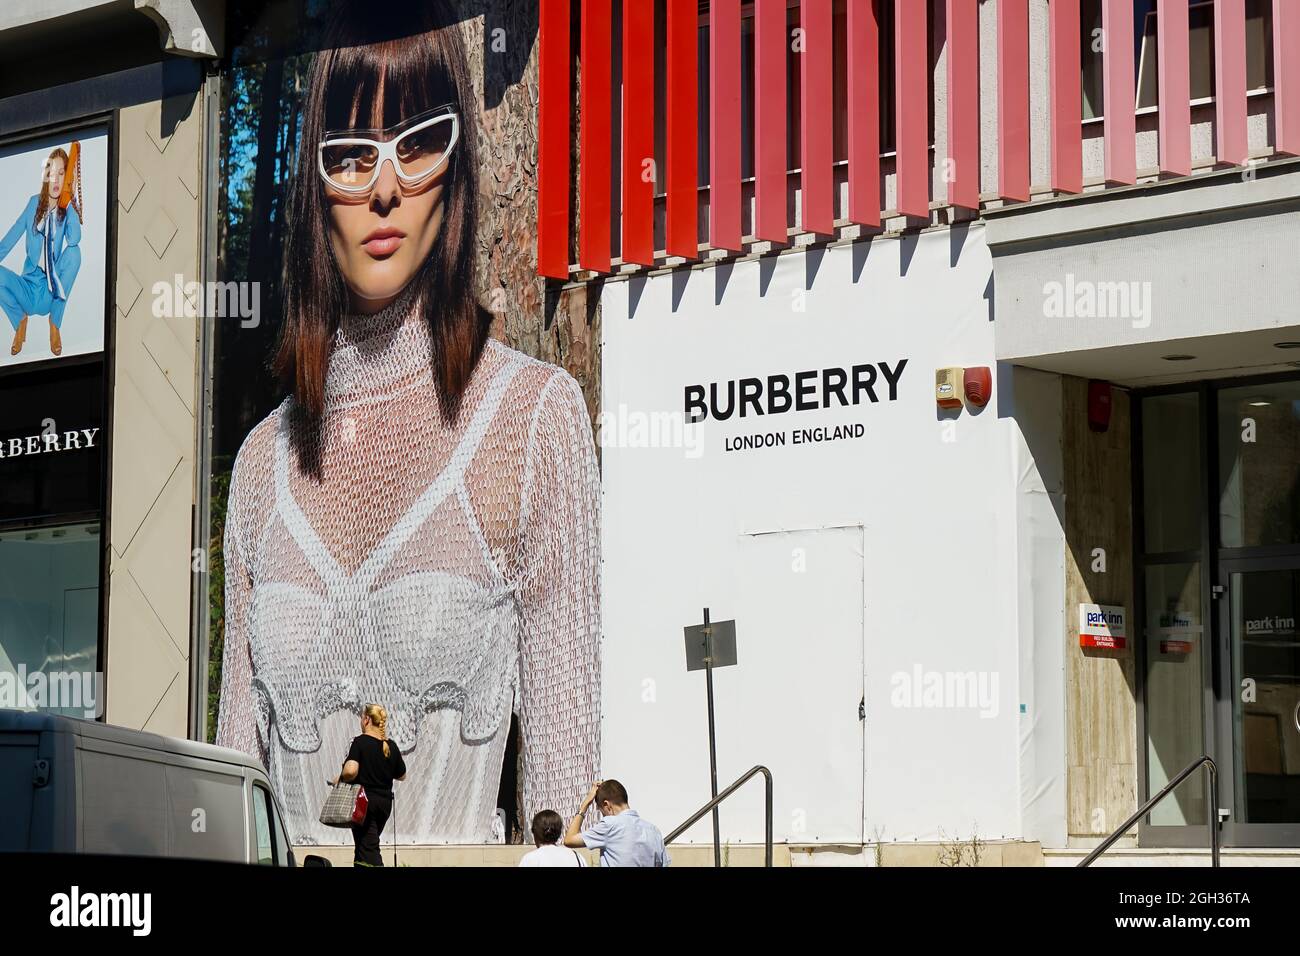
[275,0,489,454]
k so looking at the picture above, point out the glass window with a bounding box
[1218,380,1300,548]
[0,362,104,524]
[1082,0,1156,120]
[1090,1,1273,118]
[1229,569,1300,825]
[1143,562,1206,826]
[687,0,895,192]
[1141,392,1201,554]
[0,523,100,717]
[253,785,275,865]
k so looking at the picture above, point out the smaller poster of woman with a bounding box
[0,125,109,368]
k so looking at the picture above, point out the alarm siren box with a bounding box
[1088,380,1112,432]
[964,366,992,407]
[936,367,964,409]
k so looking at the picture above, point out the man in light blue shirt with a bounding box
[564,779,670,867]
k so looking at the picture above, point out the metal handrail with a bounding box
[665,765,774,867]
[1078,755,1219,867]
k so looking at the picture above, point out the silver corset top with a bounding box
[248,571,519,752]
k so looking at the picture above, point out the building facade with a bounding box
[1,0,1297,863]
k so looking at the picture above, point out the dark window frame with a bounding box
[0,109,120,724]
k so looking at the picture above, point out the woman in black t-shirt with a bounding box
[331,703,407,866]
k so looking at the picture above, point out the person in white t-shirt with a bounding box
[519,810,587,867]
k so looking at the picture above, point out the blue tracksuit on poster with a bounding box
[0,195,83,330]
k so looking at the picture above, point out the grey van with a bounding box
[0,709,295,865]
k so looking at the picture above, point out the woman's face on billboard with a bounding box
[45,157,65,199]
[324,153,446,314]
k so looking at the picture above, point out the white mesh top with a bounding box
[215,290,600,845]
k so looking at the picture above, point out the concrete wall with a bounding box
[103,86,204,737]
[1061,377,1137,842]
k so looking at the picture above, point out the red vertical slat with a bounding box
[947,0,979,209]
[802,0,835,234]
[998,0,1030,201]
[710,0,743,251]
[847,0,880,226]
[895,0,929,219]
[1276,0,1300,156]
[1049,0,1082,193]
[1157,0,1190,176]
[666,0,699,258]
[537,0,571,279]
[1101,0,1135,184]
[578,0,612,272]
[1215,0,1248,166]
[621,0,654,265]
[754,0,787,242]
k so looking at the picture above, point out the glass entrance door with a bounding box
[1217,561,1300,844]
[1214,376,1300,844]
[1138,375,1300,846]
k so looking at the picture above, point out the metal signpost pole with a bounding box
[683,611,736,867]
[703,607,721,867]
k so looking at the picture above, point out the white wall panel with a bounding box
[601,225,1034,843]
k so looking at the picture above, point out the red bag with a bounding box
[352,786,369,825]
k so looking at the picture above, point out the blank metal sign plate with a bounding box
[684,620,738,671]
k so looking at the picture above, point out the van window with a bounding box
[252,784,276,865]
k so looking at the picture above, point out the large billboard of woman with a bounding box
[210,1,599,847]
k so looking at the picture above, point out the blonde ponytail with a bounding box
[364,702,390,758]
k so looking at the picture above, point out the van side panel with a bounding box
[0,733,38,851]
[79,747,168,855]
[34,729,79,852]
[166,764,246,862]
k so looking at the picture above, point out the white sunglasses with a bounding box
[317,105,460,194]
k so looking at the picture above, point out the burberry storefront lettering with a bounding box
[0,427,99,458]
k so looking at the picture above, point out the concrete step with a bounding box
[785,841,1044,867]
[292,843,791,867]
[1044,847,1300,867]
[293,841,1054,867]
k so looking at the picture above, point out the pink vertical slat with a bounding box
[1049,0,1082,193]
[1276,0,1300,156]
[998,0,1030,201]
[895,0,929,218]
[665,0,699,258]
[622,0,654,265]
[947,0,979,209]
[1215,0,1248,166]
[1157,0,1191,176]
[1101,0,1136,184]
[537,0,571,278]
[847,0,880,226]
[754,0,787,242]
[802,0,835,234]
[710,0,743,251]
[578,0,612,273]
